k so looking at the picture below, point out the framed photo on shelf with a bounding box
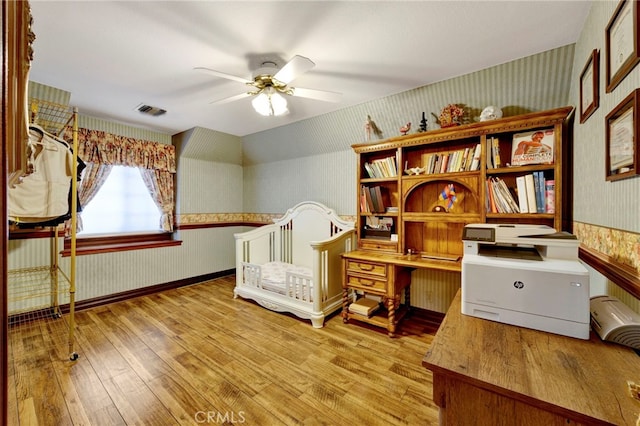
[580,49,599,123]
[605,0,640,93]
[605,88,639,181]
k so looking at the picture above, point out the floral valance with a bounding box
[64,127,176,173]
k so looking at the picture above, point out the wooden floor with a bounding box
[7,275,442,425]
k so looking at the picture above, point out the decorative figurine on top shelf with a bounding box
[399,122,411,135]
[364,114,383,142]
[419,112,428,132]
[437,104,464,128]
[479,105,503,122]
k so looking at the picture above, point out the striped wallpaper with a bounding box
[175,126,242,165]
[241,44,575,169]
[569,0,640,234]
[19,4,640,314]
[28,80,70,106]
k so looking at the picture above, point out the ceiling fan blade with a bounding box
[209,92,252,105]
[194,67,252,84]
[291,87,342,103]
[274,55,315,84]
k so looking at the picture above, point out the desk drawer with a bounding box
[346,260,387,277]
[359,239,398,253]
[346,274,387,292]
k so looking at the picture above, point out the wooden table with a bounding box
[341,250,461,336]
[423,290,640,425]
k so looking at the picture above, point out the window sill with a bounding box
[61,232,182,257]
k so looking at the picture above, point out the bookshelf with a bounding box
[351,106,574,259]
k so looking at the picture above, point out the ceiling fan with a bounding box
[195,55,342,116]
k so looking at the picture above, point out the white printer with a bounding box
[461,224,590,339]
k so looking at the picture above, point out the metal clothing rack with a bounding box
[8,99,79,361]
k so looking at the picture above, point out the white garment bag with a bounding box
[8,125,74,223]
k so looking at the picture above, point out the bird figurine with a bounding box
[400,122,411,135]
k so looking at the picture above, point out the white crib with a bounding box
[234,201,356,328]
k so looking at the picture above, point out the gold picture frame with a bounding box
[605,88,639,181]
[580,49,599,123]
[605,0,640,93]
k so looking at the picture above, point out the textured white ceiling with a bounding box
[28,1,591,137]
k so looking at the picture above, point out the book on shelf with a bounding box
[511,128,555,166]
[459,146,471,171]
[487,137,502,168]
[439,154,449,173]
[533,171,545,213]
[545,179,555,213]
[349,297,381,317]
[486,178,497,213]
[470,143,482,171]
[524,173,537,213]
[515,175,529,213]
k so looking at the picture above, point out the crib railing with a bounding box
[285,271,313,302]
[241,262,262,289]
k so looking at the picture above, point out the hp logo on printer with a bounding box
[513,280,525,289]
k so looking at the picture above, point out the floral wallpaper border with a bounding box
[177,213,356,226]
[573,222,640,273]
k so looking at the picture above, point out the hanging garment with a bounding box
[16,155,86,228]
[8,125,74,223]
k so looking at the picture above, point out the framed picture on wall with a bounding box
[605,0,640,93]
[580,49,599,123]
[605,88,639,181]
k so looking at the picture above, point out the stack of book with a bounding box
[364,156,398,178]
[515,172,554,214]
[419,143,482,174]
[349,297,381,317]
[486,172,555,214]
[360,185,391,213]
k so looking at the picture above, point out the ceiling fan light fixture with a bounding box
[252,86,288,116]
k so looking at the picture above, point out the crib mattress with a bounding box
[260,261,313,296]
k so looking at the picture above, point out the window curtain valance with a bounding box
[63,127,176,231]
[64,127,176,172]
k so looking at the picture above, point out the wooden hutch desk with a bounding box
[423,291,640,425]
[343,107,575,337]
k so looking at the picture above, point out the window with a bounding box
[79,165,161,235]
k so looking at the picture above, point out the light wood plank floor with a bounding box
[7,275,441,425]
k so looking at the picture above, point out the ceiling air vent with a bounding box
[135,103,167,117]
